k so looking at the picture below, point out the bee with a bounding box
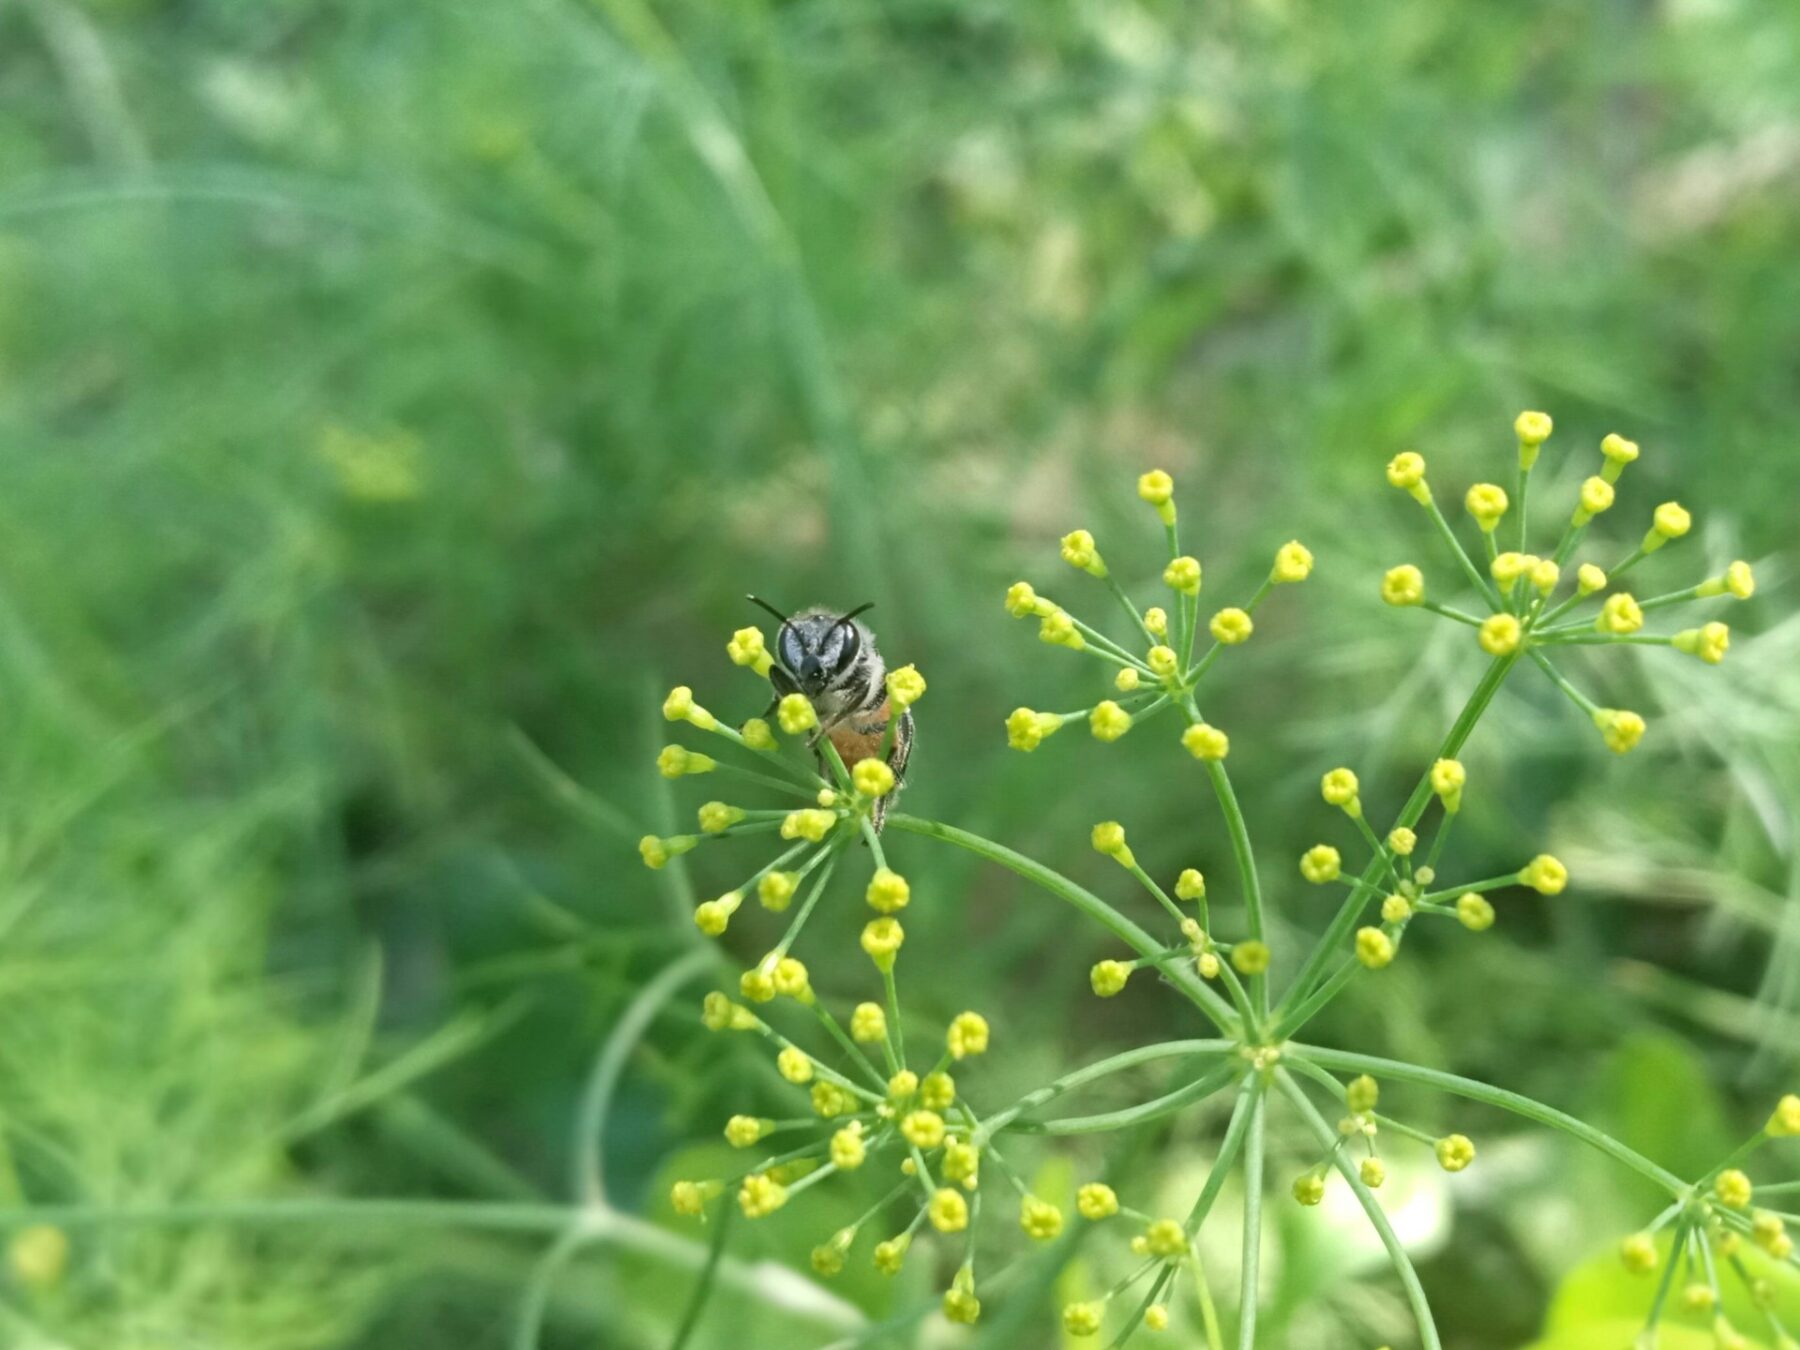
[748,596,915,831]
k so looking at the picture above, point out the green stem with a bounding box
[978,1041,1237,1139]
[1235,1085,1266,1350]
[1275,1071,1441,1350]
[1423,495,1502,609]
[886,815,1240,1032]
[1006,1062,1243,1138]
[1525,647,1598,717]
[1287,1045,1685,1192]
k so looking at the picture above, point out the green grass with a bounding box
[1,0,1797,1345]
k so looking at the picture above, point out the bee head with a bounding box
[748,597,874,694]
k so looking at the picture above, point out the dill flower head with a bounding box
[1006,707,1064,752]
[1182,722,1229,760]
[1479,612,1522,656]
[662,685,717,730]
[1596,593,1644,635]
[727,626,774,677]
[777,692,819,735]
[1431,757,1466,811]
[1061,528,1108,578]
[1457,893,1496,931]
[1519,853,1569,895]
[738,1173,788,1218]
[852,758,896,798]
[1573,475,1615,524]
[947,1011,990,1059]
[1768,1094,1800,1137]
[1435,1134,1476,1173]
[1210,607,1254,644]
[1381,564,1424,607]
[1231,940,1270,975]
[865,867,910,913]
[1673,622,1730,665]
[1163,555,1203,596]
[1077,1182,1119,1220]
[860,917,905,970]
[1063,1301,1104,1336]
[1515,410,1553,462]
[1356,926,1395,970]
[1138,469,1177,523]
[1292,1172,1326,1207]
[1714,1168,1752,1209]
[1005,581,1053,619]
[1300,844,1342,884]
[1090,959,1132,997]
[1619,1233,1658,1274]
[929,1187,969,1233]
[1593,708,1646,755]
[658,744,716,778]
[1271,540,1314,584]
[1465,483,1509,532]
[887,664,927,708]
[1020,1195,1065,1241]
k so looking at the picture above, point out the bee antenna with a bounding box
[836,602,876,626]
[745,595,791,626]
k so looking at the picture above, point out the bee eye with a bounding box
[780,628,805,673]
[835,621,861,669]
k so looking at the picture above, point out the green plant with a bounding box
[647,414,1793,1348]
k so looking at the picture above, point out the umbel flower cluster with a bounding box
[645,415,1788,1348]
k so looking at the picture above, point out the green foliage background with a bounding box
[1,0,1797,1346]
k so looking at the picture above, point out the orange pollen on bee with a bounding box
[828,699,893,768]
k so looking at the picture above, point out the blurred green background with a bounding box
[3,0,1798,1345]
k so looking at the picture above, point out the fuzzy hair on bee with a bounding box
[748,597,914,831]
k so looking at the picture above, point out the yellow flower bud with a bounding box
[942,1139,979,1186]
[1091,820,1135,868]
[1519,853,1568,895]
[1644,502,1691,553]
[1515,410,1553,464]
[1176,868,1207,901]
[1593,708,1646,754]
[1301,845,1342,884]
[740,717,778,751]
[1163,555,1202,596]
[1182,722,1229,760]
[1077,1182,1119,1219]
[1381,564,1425,607]
[738,1172,789,1218]
[1381,894,1413,924]
[773,956,810,998]
[1272,540,1314,584]
[921,1072,955,1111]
[1005,581,1052,618]
[1457,893,1496,930]
[1020,1195,1064,1241]
[1479,613,1522,655]
[658,744,716,778]
[1431,757,1466,812]
[887,1070,918,1101]
[850,1002,886,1043]
[777,1045,813,1084]
[1573,475,1615,524]
[1620,1233,1657,1274]
[725,1114,769,1148]
[777,692,818,735]
[866,867,910,913]
[1726,560,1756,599]
[1061,528,1108,578]
[662,685,718,731]
[1322,767,1361,811]
[1673,622,1729,665]
[1491,551,1532,587]
[1386,451,1428,499]
[727,626,774,677]
[1143,1218,1188,1257]
[1465,483,1509,532]
[1596,593,1643,635]
[780,808,837,842]
[872,1233,909,1274]
[1138,469,1177,523]
[759,871,798,911]
[1062,1301,1103,1336]
[887,664,926,708]
[1144,606,1169,637]
[1040,608,1087,650]
[947,1011,990,1059]
[860,917,905,970]
[1090,959,1132,997]
[1435,1133,1476,1172]
[942,1269,981,1324]
[1356,927,1395,970]
[1292,1172,1326,1206]
[698,801,746,834]
[1600,432,1639,483]
[852,758,896,798]
[1577,563,1607,596]
[929,1187,969,1232]
[1006,706,1064,751]
[1115,666,1141,692]
[670,1179,721,1216]
[1210,607,1254,644]
[1530,559,1560,594]
[1231,940,1270,975]
[1387,827,1416,857]
[1347,1075,1379,1113]
[1144,1305,1170,1332]
[1146,646,1180,679]
[639,834,698,870]
[1360,1157,1387,1188]
[1714,1168,1752,1209]
[1768,1093,1800,1137]
[693,892,742,936]
[900,1109,945,1149]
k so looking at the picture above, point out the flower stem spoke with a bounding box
[886,815,1240,1032]
[1235,1086,1266,1350]
[1274,1070,1442,1350]
[1287,1044,1685,1192]
[1423,495,1503,609]
[979,1040,1237,1139]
